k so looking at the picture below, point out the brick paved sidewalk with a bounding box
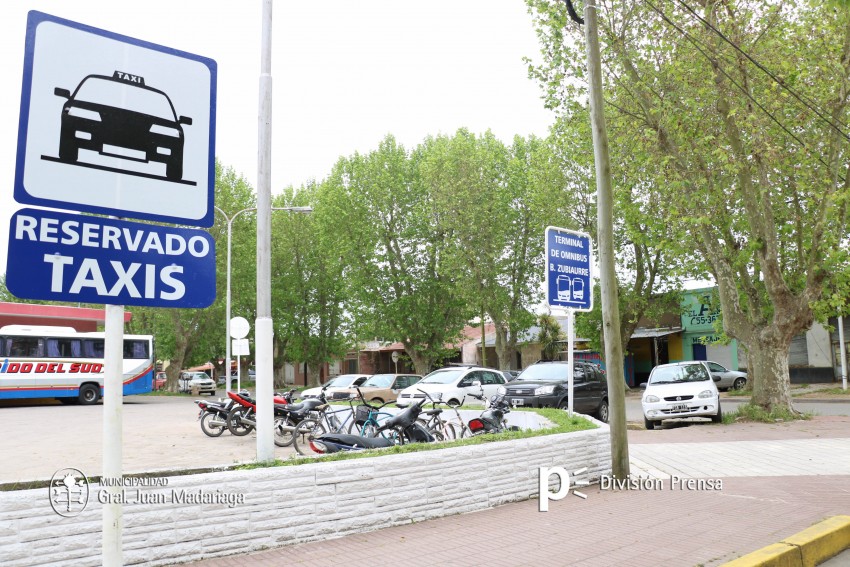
[185,417,850,567]
[187,476,850,567]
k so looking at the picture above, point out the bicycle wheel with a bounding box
[293,418,328,456]
[274,416,296,447]
[361,422,379,438]
[440,421,457,440]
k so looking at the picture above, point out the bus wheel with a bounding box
[79,384,100,405]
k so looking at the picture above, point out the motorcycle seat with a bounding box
[317,434,394,449]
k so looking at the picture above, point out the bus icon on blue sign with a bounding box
[546,226,593,311]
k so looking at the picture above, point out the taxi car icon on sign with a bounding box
[50,71,193,183]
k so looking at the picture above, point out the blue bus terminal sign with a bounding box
[545,226,593,311]
[6,208,216,308]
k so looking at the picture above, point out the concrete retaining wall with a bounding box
[1,417,610,566]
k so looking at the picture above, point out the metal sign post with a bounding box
[545,226,594,418]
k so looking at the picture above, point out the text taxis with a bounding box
[6,209,216,308]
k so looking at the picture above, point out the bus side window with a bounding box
[0,337,6,357]
[9,337,42,357]
[46,338,82,358]
[123,340,149,359]
[83,339,105,358]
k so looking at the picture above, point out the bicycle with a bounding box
[350,388,396,438]
[415,390,473,440]
[291,397,360,456]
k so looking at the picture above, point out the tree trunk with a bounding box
[406,348,431,376]
[745,335,795,413]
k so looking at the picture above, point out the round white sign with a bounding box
[230,316,250,339]
[391,351,400,363]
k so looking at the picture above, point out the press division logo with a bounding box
[49,467,89,517]
[538,466,590,511]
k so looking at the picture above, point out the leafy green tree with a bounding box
[526,0,850,412]
[318,135,472,375]
[270,186,352,387]
[537,313,565,361]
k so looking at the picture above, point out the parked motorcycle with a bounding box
[195,394,241,437]
[308,398,434,454]
[225,389,298,438]
[466,382,515,435]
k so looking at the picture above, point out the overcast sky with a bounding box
[0,1,556,274]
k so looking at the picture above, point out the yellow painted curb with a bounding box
[783,515,850,567]
[721,516,850,567]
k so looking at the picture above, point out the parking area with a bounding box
[0,394,297,484]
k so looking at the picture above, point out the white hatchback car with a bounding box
[300,374,370,401]
[396,366,505,407]
[641,361,722,430]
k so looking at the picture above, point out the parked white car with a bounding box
[300,374,370,401]
[641,361,722,430]
[179,372,216,396]
[704,361,747,391]
[396,366,505,407]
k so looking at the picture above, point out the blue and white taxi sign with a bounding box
[14,11,217,228]
[545,226,593,311]
[6,208,216,308]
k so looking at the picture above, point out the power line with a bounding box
[641,0,834,169]
[672,0,850,143]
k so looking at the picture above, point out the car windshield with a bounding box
[649,364,710,384]
[325,375,359,388]
[363,374,394,388]
[74,76,177,121]
[515,364,566,382]
[420,369,465,385]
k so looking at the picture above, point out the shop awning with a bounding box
[629,327,682,339]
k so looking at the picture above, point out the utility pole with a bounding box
[578,0,630,478]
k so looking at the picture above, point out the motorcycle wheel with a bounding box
[200,412,226,437]
[293,418,328,456]
[274,416,296,447]
[227,407,255,436]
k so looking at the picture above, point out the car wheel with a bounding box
[711,403,723,423]
[644,416,656,430]
[732,377,746,391]
[58,135,78,163]
[558,399,570,411]
[78,384,100,405]
[166,160,183,181]
[447,399,461,408]
[371,398,384,404]
[595,399,609,423]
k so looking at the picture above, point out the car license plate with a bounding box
[511,399,524,407]
[671,404,688,411]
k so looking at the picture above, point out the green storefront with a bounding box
[680,289,739,370]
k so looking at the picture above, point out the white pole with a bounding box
[102,304,124,566]
[225,217,233,395]
[567,308,574,418]
[237,352,241,392]
[838,315,847,390]
[255,0,275,462]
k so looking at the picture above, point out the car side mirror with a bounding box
[639,382,648,389]
[54,87,71,99]
[472,380,481,387]
[179,115,193,125]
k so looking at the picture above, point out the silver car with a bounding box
[704,361,747,391]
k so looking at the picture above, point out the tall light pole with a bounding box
[214,205,312,396]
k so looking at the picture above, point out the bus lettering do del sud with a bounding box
[0,325,154,404]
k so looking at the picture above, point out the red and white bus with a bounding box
[0,325,154,404]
